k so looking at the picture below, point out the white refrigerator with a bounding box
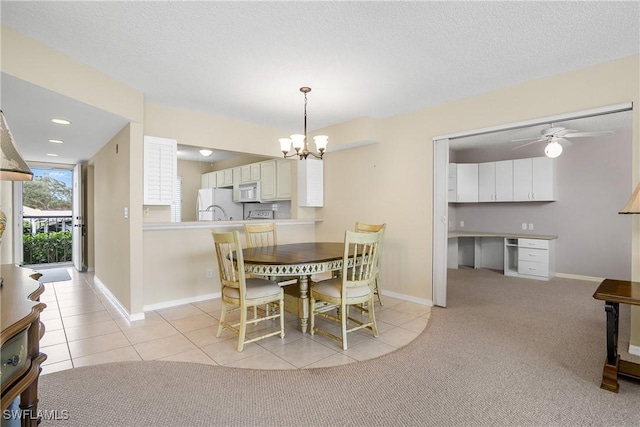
[197,188,243,221]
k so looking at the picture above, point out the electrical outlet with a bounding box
[522,223,527,230]
[460,221,464,228]
[528,223,534,230]
[206,268,213,278]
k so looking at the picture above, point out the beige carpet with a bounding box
[38,268,640,426]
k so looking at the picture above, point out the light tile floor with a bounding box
[39,267,430,375]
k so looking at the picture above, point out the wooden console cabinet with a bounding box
[1,265,46,426]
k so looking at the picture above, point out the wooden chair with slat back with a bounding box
[355,222,386,305]
[212,230,285,352]
[244,223,277,248]
[310,229,383,350]
[244,223,298,286]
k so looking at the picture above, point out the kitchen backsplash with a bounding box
[245,201,291,220]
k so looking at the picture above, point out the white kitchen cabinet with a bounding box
[201,172,216,189]
[241,163,261,183]
[449,163,478,203]
[260,160,277,201]
[232,168,241,202]
[298,158,323,207]
[479,160,513,202]
[210,168,233,188]
[258,160,292,201]
[276,160,292,199]
[144,136,177,205]
[513,157,556,201]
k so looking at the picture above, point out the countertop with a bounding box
[448,230,557,240]
[143,218,321,231]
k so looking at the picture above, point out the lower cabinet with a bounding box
[505,237,556,280]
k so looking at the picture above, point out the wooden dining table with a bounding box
[241,242,359,333]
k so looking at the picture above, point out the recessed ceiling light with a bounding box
[46,153,59,157]
[51,118,71,125]
[48,139,64,144]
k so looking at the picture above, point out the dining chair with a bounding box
[310,229,383,350]
[211,230,285,352]
[244,223,298,285]
[355,222,386,305]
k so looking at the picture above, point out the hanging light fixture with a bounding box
[279,87,328,160]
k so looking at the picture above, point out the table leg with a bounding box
[298,275,310,333]
[600,301,620,392]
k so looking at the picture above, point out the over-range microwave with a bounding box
[238,182,261,203]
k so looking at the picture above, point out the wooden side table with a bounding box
[1,265,46,426]
[593,278,640,392]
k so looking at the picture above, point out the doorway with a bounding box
[432,102,634,307]
[16,164,85,270]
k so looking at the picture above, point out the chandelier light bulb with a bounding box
[290,134,305,151]
[279,138,292,153]
[544,140,563,158]
[314,135,329,152]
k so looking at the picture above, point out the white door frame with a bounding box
[72,163,85,271]
[431,102,633,307]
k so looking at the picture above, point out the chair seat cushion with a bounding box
[312,278,371,299]
[223,278,282,300]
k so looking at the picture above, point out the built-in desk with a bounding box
[448,230,557,280]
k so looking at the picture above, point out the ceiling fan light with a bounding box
[544,140,563,158]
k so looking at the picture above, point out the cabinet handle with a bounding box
[5,355,20,366]
[528,267,537,270]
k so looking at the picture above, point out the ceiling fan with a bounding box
[512,125,613,158]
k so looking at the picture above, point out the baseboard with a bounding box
[629,344,640,357]
[555,273,604,282]
[93,275,145,321]
[381,290,433,307]
[143,292,221,312]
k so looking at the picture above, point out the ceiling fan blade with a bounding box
[563,130,613,138]
[554,129,577,137]
[513,138,545,149]
[511,136,542,143]
[555,137,572,146]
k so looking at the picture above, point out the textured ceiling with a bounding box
[1,1,639,164]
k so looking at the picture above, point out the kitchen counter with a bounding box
[448,230,557,240]
[143,218,320,231]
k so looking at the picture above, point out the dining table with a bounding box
[241,242,360,333]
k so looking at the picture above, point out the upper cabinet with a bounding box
[201,171,216,189]
[298,158,324,207]
[260,159,292,201]
[479,160,513,202]
[450,157,556,204]
[449,163,478,203]
[241,163,261,183]
[144,136,177,205]
[215,169,233,188]
[513,157,556,201]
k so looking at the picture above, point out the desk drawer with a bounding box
[1,327,30,387]
[518,248,548,262]
[518,260,549,277]
[518,238,549,250]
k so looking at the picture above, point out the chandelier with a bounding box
[279,87,328,160]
